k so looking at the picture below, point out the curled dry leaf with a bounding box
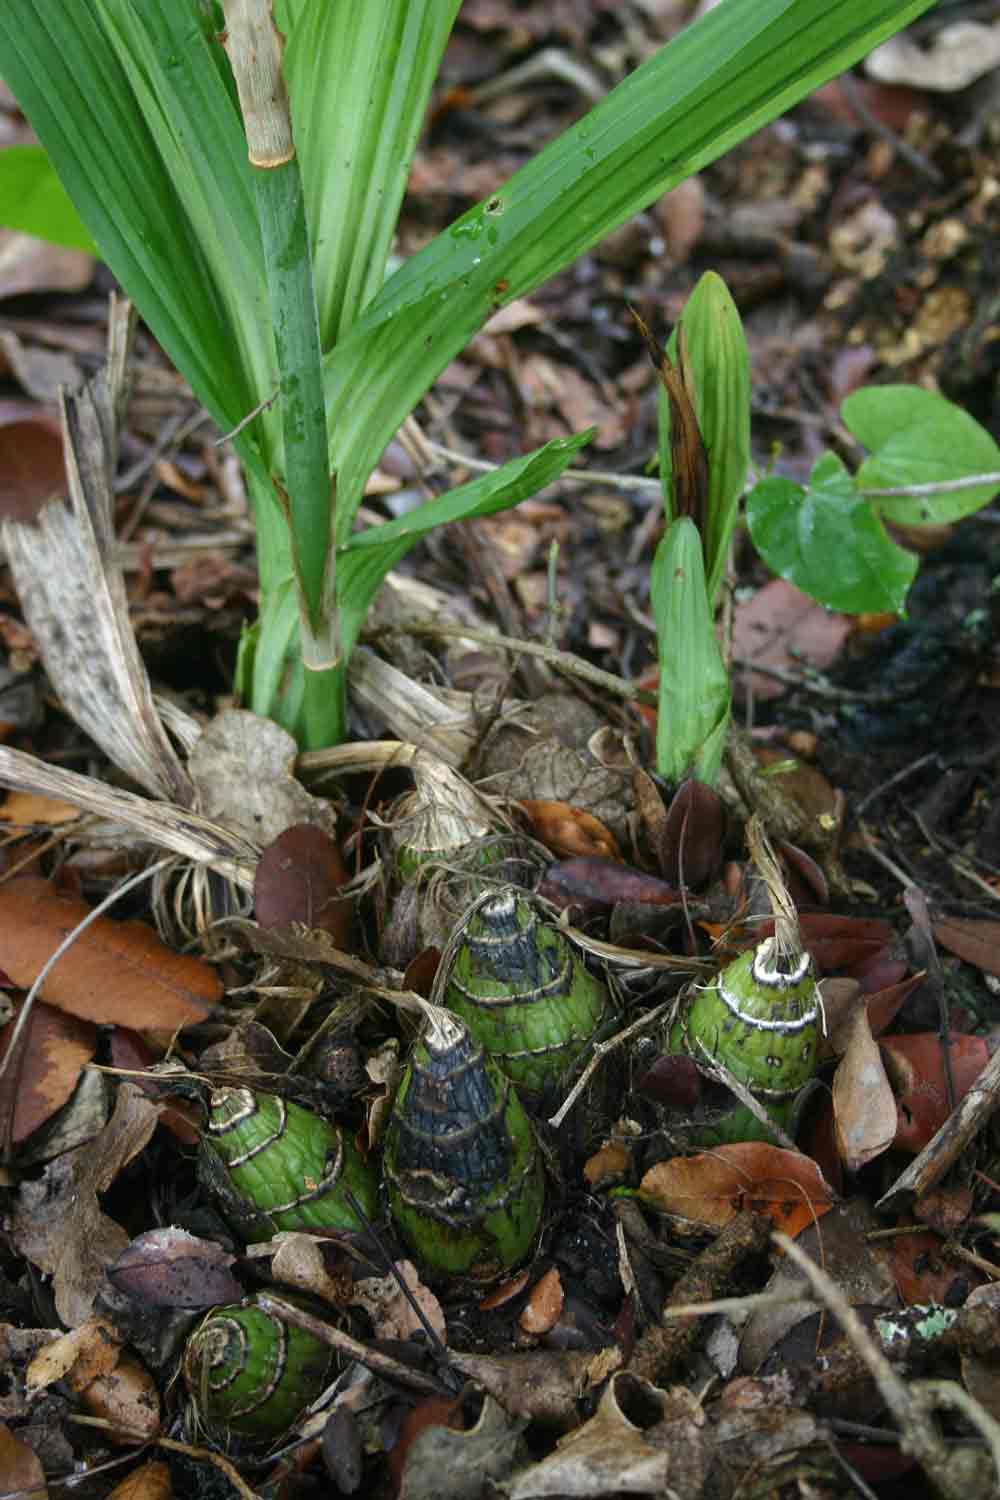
[519,1268,564,1336]
[352,1260,447,1345]
[79,1352,160,1444]
[0,408,66,524]
[0,877,221,1031]
[26,1317,122,1396]
[269,1232,356,1308]
[639,1143,835,1237]
[932,916,1000,979]
[9,1081,161,1325]
[518,799,621,860]
[831,1004,897,1172]
[254,822,352,946]
[0,998,96,1144]
[396,1393,526,1500]
[108,1229,242,1310]
[505,1372,682,1500]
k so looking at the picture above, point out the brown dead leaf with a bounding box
[933,916,1000,978]
[880,1032,992,1153]
[254,822,352,945]
[518,800,620,861]
[0,790,80,826]
[732,580,851,701]
[0,233,92,300]
[0,877,221,1030]
[107,1459,172,1500]
[9,1081,161,1325]
[0,407,65,523]
[519,1268,564,1336]
[352,1260,447,1346]
[639,1144,835,1238]
[81,1352,160,1443]
[26,1316,122,1395]
[0,1421,46,1500]
[0,997,97,1144]
[831,1004,897,1172]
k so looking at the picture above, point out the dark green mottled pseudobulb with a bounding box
[184,1294,332,1446]
[439,887,611,1098]
[200,1088,378,1243]
[671,937,821,1144]
[383,1008,545,1280]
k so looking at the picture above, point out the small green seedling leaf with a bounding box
[0,146,97,254]
[336,428,594,666]
[747,450,917,616]
[843,385,1000,524]
[661,272,750,603]
[650,516,730,786]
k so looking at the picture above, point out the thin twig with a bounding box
[256,1293,450,1399]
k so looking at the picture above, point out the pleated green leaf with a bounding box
[650,517,731,785]
[324,0,936,539]
[285,1,460,346]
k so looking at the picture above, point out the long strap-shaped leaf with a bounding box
[324,0,935,539]
[0,0,273,466]
[286,1,461,346]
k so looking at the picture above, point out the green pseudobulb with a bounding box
[671,938,821,1144]
[184,1295,332,1446]
[201,1088,378,1242]
[383,1008,545,1279]
[441,888,610,1099]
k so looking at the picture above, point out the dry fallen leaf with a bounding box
[254,822,352,945]
[831,1003,897,1172]
[0,877,221,1031]
[932,916,1000,979]
[106,1459,172,1500]
[0,1421,46,1500]
[26,1316,122,1395]
[0,997,97,1144]
[518,800,621,861]
[639,1143,835,1238]
[80,1353,160,1443]
[519,1268,564,1336]
[880,1032,992,1153]
[9,1082,161,1325]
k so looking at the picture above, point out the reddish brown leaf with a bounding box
[106,1459,172,1500]
[108,1228,242,1310]
[864,973,924,1036]
[659,778,725,889]
[0,408,65,523]
[888,1229,977,1306]
[254,823,352,946]
[732,580,851,702]
[518,799,621,861]
[933,916,1000,979]
[797,912,895,973]
[880,1032,992,1152]
[0,878,221,1031]
[638,1143,835,1237]
[635,1052,702,1110]
[538,856,681,915]
[0,997,96,1144]
[0,1421,46,1500]
[519,1267,564,1335]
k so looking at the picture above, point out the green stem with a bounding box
[222,0,340,748]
